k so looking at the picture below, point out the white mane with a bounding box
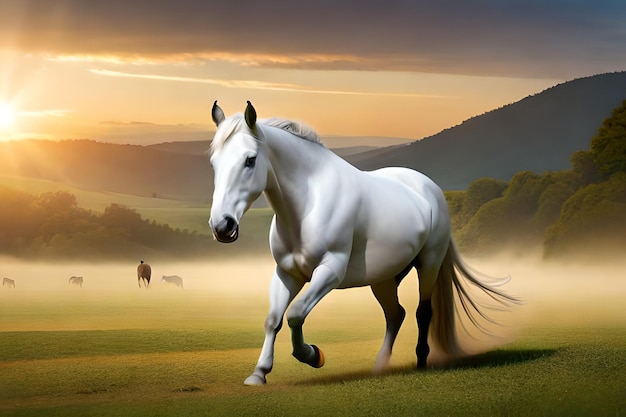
[211,114,322,154]
[263,117,322,145]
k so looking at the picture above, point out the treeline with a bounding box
[0,189,211,260]
[447,100,626,259]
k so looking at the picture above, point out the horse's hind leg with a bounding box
[416,299,433,369]
[415,247,446,369]
[371,279,405,373]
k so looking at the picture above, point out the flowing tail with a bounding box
[430,239,520,356]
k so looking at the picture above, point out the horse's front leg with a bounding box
[287,263,342,368]
[244,267,303,386]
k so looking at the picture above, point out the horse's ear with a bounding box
[245,100,257,130]
[212,101,225,126]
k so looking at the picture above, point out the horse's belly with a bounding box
[340,240,420,288]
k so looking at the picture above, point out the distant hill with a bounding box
[0,139,213,202]
[321,136,413,149]
[148,140,211,155]
[346,71,626,189]
[2,72,624,205]
[146,137,410,156]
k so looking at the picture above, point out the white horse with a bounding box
[68,276,83,287]
[161,275,184,289]
[208,101,518,385]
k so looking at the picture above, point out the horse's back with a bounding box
[161,274,181,281]
[69,276,83,283]
[368,167,446,209]
[138,263,151,278]
[368,167,450,235]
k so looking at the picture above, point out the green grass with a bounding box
[1,274,625,417]
[2,327,624,417]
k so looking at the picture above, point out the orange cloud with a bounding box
[1,1,624,79]
[89,68,451,98]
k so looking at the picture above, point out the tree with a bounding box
[531,171,578,231]
[544,172,626,258]
[0,188,211,260]
[462,178,507,219]
[452,170,576,254]
[590,99,626,178]
[570,150,601,185]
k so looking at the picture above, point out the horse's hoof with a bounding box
[243,374,266,385]
[373,361,389,375]
[373,353,390,374]
[310,344,325,368]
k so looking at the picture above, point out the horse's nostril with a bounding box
[224,216,237,233]
[212,215,239,243]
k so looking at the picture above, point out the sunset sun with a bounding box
[0,102,16,130]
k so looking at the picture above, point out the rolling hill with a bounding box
[345,71,626,189]
[1,71,624,207]
[0,139,214,202]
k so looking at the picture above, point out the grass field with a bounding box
[1,257,625,416]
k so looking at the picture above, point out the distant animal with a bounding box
[209,101,520,385]
[68,276,83,287]
[161,275,184,289]
[137,261,151,288]
[3,277,15,288]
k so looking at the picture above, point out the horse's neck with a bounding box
[262,128,331,225]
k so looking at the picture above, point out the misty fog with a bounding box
[1,253,625,359]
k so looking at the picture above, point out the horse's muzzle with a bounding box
[211,215,239,243]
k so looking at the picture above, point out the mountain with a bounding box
[346,71,626,189]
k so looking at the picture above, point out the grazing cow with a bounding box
[161,275,184,289]
[68,276,83,287]
[137,260,151,288]
[3,277,15,288]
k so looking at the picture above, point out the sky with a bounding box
[0,0,625,145]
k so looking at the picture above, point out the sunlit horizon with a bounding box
[0,101,15,130]
[0,2,625,145]
[0,50,565,145]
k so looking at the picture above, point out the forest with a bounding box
[448,100,626,259]
[0,189,211,260]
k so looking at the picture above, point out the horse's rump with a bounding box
[137,263,152,279]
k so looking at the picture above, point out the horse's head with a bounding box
[208,101,268,243]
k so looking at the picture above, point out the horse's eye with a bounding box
[244,156,257,168]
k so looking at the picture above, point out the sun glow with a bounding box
[0,102,16,130]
